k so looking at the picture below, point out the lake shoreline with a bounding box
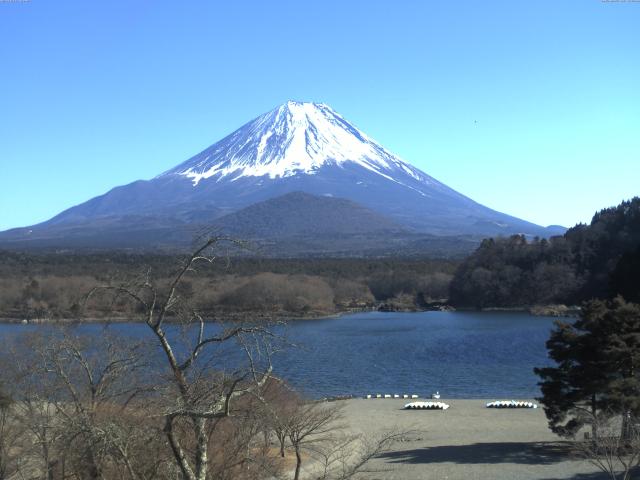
[0,309,365,325]
[0,303,579,324]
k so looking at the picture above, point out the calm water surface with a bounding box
[275,311,557,398]
[0,311,558,399]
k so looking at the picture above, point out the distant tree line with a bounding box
[449,197,640,308]
[0,254,457,320]
[3,197,639,317]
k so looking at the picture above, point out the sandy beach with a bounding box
[332,398,605,480]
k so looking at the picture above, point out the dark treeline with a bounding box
[450,197,640,308]
[0,253,458,320]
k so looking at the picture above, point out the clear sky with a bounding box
[1,0,638,231]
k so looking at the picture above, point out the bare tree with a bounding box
[4,330,165,480]
[573,412,640,480]
[311,430,408,480]
[259,378,300,459]
[257,370,410,480]
[285,401,344,480]
[86,237,279,480]
[0,341,61,480]
[275,398,405,480]
[0,384,24,480]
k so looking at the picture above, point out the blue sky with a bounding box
[1,0,638,231]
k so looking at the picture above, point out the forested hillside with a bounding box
[450,197,640,307]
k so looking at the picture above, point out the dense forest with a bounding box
[0,253,457,320]
[450,197,640,308]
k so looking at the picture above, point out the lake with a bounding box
[0,311,559,399]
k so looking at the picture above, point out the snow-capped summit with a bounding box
[160,101,436,193]
[0,101,566,251]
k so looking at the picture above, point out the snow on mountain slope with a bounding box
[158,101,442,196]
[0,100,565,251]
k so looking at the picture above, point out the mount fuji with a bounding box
[0,101,564,254]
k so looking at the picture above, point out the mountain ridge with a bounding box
[0,101,565,253]
[213,191,405,238]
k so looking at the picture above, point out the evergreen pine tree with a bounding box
[535,298,640,438]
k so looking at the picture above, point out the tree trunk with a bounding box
[84,445,103,480]
[164,417,197,480]
[195,417,209,480]
[43,441,55,480]
[591,393,598,441]
[86,461,101,480]
[41,424,58,480]
[621,410,632,442]
[293,446,302,480]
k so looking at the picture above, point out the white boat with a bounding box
[486,400,537,409]
[404,401,450,410]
